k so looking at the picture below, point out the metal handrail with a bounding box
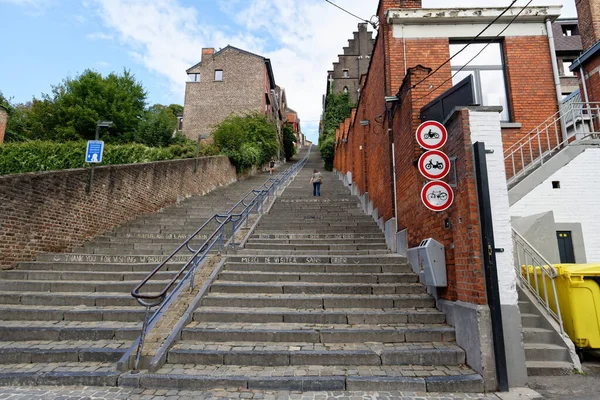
[504,102,600,185]
[512,228,564,333]
[129,148,310,371]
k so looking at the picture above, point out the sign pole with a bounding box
[87,125,100,193]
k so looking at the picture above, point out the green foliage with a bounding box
[134,104,178,147]
[0,141,201,175]
[212,113,279,172]
[319,135,336,171]
[283,125,297,161]
[319,91,355,171]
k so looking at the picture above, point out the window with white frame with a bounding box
[450,42,510,121]
[343,86,349,94]
[188,73,200,82]
[562,60,575,77]
[214,70,223,81]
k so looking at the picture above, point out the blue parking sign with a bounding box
[86,140,104,163]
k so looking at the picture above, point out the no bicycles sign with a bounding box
[416,121,447,150]
[421,180,454,212]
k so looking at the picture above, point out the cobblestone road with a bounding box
[0,386,501,399]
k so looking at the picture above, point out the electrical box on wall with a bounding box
[407,238,447,287]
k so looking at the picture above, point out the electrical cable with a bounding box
[415,0,534,102]
[410,0,518,90]
[324,0,378,29]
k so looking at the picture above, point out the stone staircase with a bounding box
[0,171,271,386]
[131,150,484,392]
[518,288,575,376]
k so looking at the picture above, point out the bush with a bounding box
[212,113,279,172]
[319,135,335,171]
[283,125,297,161]
[0,140,203,175]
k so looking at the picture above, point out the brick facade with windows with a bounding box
[572,0,600,104]
[0,106,7,145]
[183,46,279,141]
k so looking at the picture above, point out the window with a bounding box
[552,181,561,189]
[562,24,579,37]
[343,69,349,78]
[562,60,575,77]
[343,86,349,94]
[214,70,223,81]
[450,42,510,121]
[187,73,200,82]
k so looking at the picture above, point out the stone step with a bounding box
[35,253,194,264]
[72,247,219,256]
[208,282,425,295]
[522,327,559,344]
[90,236,203,244]
[180,323,455,343]
[200,293,436,309]
[243,243,388,251]
[122,364,484,392]
[0,362,121,387]
[0,270,176,282]
[0,305,145,322]
[237,249,391,256]
[524,343,571,362]
[526,360,574,376]
[520,313,542,328]
[0,341,130,363]
[224,262,412,274]
[216,271,418,284]
[246,239,386,245]
[0,291,139,307]
[192,307,446,325]
[17,261,185,273]
[250,233,384,240]
[0,321,140,341]
[166,341,465,366]
[253,227,381,234]
[0,279,173,293]
[226,255,405,265]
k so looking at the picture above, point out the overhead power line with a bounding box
[415,0,534,102]
[324,0,378,29]
[410,0,518,90]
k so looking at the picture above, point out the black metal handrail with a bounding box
[129,148,310,371]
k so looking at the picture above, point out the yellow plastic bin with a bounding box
[521,264,600,353]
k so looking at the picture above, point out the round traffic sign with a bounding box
[421,180,454,212]
[416,121,448,150]
[418,150,451,180]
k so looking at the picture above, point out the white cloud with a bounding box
[94,0,577,143]
[86,32,114,41]
[95,61,112,68]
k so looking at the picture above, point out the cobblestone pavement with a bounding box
[0,386,501,399]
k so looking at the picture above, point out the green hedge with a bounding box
[0,140,218,175]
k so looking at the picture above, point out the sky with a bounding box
[0,0,578,143]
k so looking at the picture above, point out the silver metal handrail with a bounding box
[129,148,310,371]
[504,102,600,185]
[512,228,564,333]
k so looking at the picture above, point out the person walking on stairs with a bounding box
[269,158,276,176]
[310,169,323,197]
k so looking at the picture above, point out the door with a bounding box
[557,231,576,263]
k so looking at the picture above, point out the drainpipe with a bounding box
[580,65,591,104]
[546,18,568,142]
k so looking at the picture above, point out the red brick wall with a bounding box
[578,52,600,103]
[576,0,600,50]
[0,108,7,145]
[0,157,238,269]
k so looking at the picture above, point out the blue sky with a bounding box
[0,0,577,143]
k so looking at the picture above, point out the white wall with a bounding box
[510,148,600,262]
[469,110,518,306]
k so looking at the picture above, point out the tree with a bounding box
[283,125,297,161]
[134,104,178,147]
[319,91,355,170]
[212,113,279,171]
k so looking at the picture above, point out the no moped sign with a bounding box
[416,121,447,150]
[418,150,451,180]
[421,180,454,212]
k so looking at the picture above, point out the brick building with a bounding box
[330,0,579,389]
[285,107,305,147]
[325,23,375,103]
[0,106,7,145]
[552,19,584,98]
[571,0,600,104]
[183,46,282,142]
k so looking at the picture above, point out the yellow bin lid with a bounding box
[555,264,600,278]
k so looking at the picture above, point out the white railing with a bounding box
[505,102,600,185]
[512,228,564,333]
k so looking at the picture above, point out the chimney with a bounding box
[399,0,422,8]
[201,48,215,62]
[575,0,600,50]
[0,107,7,145]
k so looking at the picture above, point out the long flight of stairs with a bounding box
[132,149,484,392]
[0,172,271,386]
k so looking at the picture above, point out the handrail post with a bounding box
[230,219,237,249]
[133,305,152,373]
